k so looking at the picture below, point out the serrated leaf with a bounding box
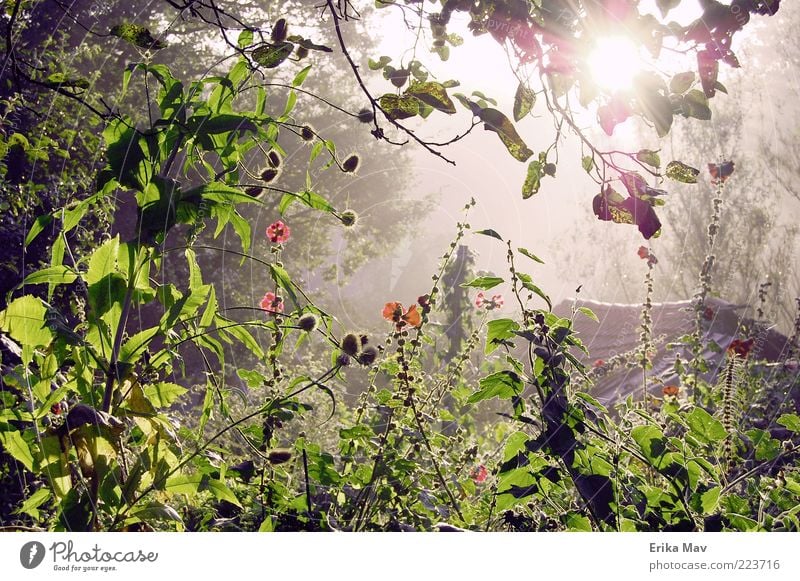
[517,247,544,264]
[468,370,523,404]
[665,160,700,184]
[486,318,520,355]
[777,414,800,433]
[513,83,535,121]
[0,430,34,471]
[461,276,503,290]
[144,382,188,408]
[699,487,721,515]
[475,229,503,240]
[478,108,533,162]
[685,407,726,443]
[405,81,456,114]
[379,93,419,120]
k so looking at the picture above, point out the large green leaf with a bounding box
[468,370,524,403]
[144,383,188,408]
[0,430,34,471]
[485,318,520,355]
[478,108,533,162]
[685,407,726,443]
[522,160,544,199]
[0,295,52,360]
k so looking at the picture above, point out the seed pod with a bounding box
[342,333,360,357]
[340,209,358,227]
[336,353,352,367]
[357,108,374,124]
[298,314,318,332]
[300,125,314,141]
[358,346,378,366]
[267,150,281,168]
[342,154,360,173]
[296,46,309,59]
[271,18,288,42]
[261,167,280,182]
[268,449,293,464]
[245,186,264,197]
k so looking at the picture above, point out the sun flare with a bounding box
[588,36,643,92]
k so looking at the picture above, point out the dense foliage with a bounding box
[1,0,798,532]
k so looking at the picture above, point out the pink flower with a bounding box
[593,359,605,368]
[266,220,291,244]
[471,465,488,484]
[475,292,504,311]
[260,291,284,314]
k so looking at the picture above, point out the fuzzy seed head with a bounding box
[342,154,360,173]
[298,314,318,332]
[267,150,282,168]
[271,18,288,42]
[340,209,358,227]
[357,108,374,124]
[358,346,378,366]
[261,167,280,183]
[341,333,360,357]
[300,125,314,141]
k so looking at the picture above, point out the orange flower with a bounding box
[728,338,754,358]
[382,301,422,328]
[662,385,679,397]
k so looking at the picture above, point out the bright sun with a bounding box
[588,36,643,92]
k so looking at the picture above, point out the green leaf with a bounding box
[777,414,800,433]
[665,160,700,184]
[0,430,34,471]
[110,23,166,50]
[566,513,593,531]
[475,229,503,241]
[683,89,711,120]
[517,247,544,264]
[25,214,53,246]
[287,35,332,53]
[368,56,391,70]
[478,108,533,162]
[640,91,673,137]
[405,81,456,114]
[144,381,188,408]
[253,42,294,68]
[669,71,695,94]
[269,264,298,307]
[636,149,661,168]
[0,295,52,361]
[237,29,254,48]
[685,407,726,443]
[119,327,160,364]
[746,429,781,461]
[22,266,79,287]
[17,487,51,519]
[522,160,544,199]
[461,276,503,290]
[379,93,419,120]
[485,318,520,355]
[631,425,671,469]
[516,273,552,310]
[278,190,335,214]
[576,306,599,322]
[699,487,721,515]
[581,155,595,173]
[85,236,120,286]
[513,83,535,121]
[468,370,523,404]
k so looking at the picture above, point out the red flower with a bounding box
[703,307,715,321]
[637,245,658,266]
[662,385,679,397]
[728,338,754,358]
[471,465,488,484]
[708,161,735,185]
[593,359,605,368]
[266,220,291,244]
[260,291,284,314]
[382,302,421,328]
[637,246,649,260]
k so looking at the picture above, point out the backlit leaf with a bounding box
[666,160,700,184]
[478,108,533,162]
[513,83,535,121]
[405,81,456,114]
